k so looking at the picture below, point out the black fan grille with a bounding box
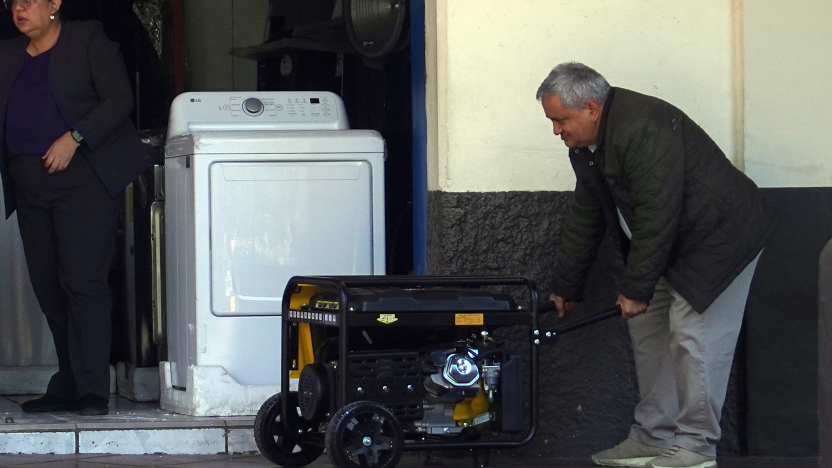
[345,0,408,59]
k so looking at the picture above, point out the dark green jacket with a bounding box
[552,87,777,312]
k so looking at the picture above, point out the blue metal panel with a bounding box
[410,0,428,274]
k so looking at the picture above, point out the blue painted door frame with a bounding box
[410,0,428,274]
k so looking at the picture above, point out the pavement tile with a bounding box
[222,417,256,428]
[0,423,75,433]
[0,454,110,467]
[0,454,819,468]
[81,454,234,467]
[0,431,76,455]
[719,458,817,468]
[76,420,225,430]
[79,428,226,455]
[161,460,275,468]
[2,461,131,468]
[224,455,283,465]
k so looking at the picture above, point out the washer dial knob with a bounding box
[243,98,264,116]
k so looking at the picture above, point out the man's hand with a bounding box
[43,132,80,174]
[616,294,648,319]
[549,293,579,318]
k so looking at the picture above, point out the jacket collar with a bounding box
[0,35,29,131]
[595,87,617,155]
[49,20,68,57]
[8,34,28,71]
[47,20,72,125]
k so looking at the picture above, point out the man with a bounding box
[538,62,776,468]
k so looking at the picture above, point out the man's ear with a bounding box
[586,99,602,122]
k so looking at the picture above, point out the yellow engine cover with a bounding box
[453,381,489,425]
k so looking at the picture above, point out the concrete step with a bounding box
[0,395,257,455]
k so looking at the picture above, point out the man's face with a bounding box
[541,93,601,149]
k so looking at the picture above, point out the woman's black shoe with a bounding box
[21,394,79,413]
[78,393,109,416]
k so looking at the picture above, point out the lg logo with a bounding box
[190,98,202,103]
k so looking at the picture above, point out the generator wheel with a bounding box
[254,392,324,467]
[325,401,404,468]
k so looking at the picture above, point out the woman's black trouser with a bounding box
[8,152,119,400]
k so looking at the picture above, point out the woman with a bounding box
[0,0,150,415]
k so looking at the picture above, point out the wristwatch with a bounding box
[70,129,84,143]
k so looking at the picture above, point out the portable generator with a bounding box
[253,275,619,468]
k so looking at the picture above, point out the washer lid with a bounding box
[165,130,385,158]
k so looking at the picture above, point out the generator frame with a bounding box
[260,275,619,468]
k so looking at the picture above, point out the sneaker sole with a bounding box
[592,456,659,467]
[649,461,716,468]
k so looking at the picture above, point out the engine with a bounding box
[297,333,523,437]
[415,345,496,435]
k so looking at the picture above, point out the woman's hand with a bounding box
[43,131,80,174]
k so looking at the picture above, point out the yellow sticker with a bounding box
[455,313,484,326]
[315,300,339,310]
[377,314,398,324]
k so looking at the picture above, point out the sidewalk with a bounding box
[1,395,255,455]
[0,395,818,468]
[0,453,818,468]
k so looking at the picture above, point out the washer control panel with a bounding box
[167,91,350,137]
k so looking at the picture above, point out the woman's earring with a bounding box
[50,14,55,20]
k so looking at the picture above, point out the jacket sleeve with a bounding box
[616,117,685,302]
[72,22,134,150]
[551,180,607,301]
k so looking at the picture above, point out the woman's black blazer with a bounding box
[0,20,150,218]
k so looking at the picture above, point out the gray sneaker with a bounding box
[646,446,717,468]
[591,438,667,467]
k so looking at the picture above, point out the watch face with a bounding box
[71,130,83,142]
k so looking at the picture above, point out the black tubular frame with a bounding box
[279,275,618,453]
[542,306,622,339]
[280,275,539,452]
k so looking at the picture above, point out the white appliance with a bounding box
[160,91,385,416]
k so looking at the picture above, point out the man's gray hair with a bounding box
[536,62,610,109]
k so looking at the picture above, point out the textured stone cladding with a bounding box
[426,190,745,458]
[820,239,832,468]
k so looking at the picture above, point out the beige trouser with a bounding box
[627,252,762,457]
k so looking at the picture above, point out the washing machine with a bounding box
[160,91,385,416]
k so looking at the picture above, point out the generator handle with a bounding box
[539,306,621,340]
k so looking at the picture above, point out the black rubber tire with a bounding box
[325,401,404,468]
[254,392,324,467]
